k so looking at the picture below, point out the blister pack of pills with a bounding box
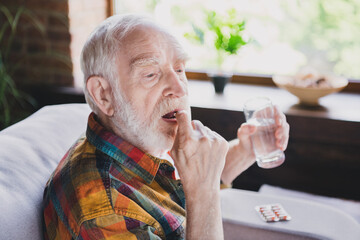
[255,203,291,222]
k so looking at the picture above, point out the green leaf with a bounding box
[204,8,247,62]
[0,21,10,45]
[184,24,205,45]
[11,6,25,33]
[0,4,46,128]
[22,9,46,36]
[226,34,246,54]
[192,24,204,44]
[0,5,14,26]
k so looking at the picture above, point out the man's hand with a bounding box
[221,105,290,186]
[171,110,229,192]
[170,110,228,240]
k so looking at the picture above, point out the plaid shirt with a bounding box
[43,113,186,239]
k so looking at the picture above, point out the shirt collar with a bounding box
[86,112,161,184]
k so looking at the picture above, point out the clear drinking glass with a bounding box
[243,97,285,168]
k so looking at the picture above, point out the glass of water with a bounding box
[243,97,285,168]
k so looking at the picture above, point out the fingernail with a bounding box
[249,124,257,133]
[175,110,185,116]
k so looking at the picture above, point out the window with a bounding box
[112,0,360,90]
[69,0,109,87]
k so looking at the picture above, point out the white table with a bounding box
[221,189,360,240]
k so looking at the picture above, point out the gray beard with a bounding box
[110,91,190,156]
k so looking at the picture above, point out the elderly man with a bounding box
[43,14,289,240]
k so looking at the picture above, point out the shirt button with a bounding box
[177,182,182,188]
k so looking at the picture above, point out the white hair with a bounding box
[80,14,190,154]
[80,14,161,113]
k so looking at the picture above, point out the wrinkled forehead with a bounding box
[119,24,188,63]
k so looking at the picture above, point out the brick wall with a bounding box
[1,0,72,86]
[0,0,108,87]
[0,0,108,128]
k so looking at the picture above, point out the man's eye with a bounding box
[176,69,184,73]
[146,73,156,78]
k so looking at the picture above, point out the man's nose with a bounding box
[162,69,187,98]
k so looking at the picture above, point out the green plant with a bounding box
[0,5,72,130]
[0,5,46,129]
[278,0,360,79]
[185,8,248,69]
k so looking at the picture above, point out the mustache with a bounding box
[157,97,189,117]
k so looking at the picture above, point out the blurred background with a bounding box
[113,0,360,81]
[1,0,359,128]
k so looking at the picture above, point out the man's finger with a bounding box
[175,110,192,138]
[237,123,256,140]
[192,120,209,137]
[274,105,286,126]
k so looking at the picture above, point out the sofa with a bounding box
[0,104,90,240]
[0,103,359,240]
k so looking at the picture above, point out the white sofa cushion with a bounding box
[0,104,90,240]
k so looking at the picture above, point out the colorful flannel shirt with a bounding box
[42,113,186,239]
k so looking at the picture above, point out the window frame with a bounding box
[186,70,360,93]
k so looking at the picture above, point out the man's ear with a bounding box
[86,76,115,116]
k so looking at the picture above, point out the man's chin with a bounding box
[137,128,175,155]
[143,140,173,156]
